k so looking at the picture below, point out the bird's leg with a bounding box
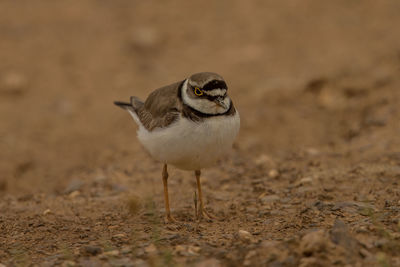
[195,170,214,221]
[194,190,198,221]
[162,164,176,223]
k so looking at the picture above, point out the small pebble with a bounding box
[238,230,253,243]
[268,169,279,178]
[255,154,272,166]
[175,245,201,256]
[305,148,320,156]
[43,209,52,215]
[188,245,201,254]
[64,179,84,194]
[69,190,81,198]
[300,230,331,255]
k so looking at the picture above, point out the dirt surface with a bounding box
[1,1,400,266]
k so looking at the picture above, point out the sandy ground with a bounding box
[1,1,400,266]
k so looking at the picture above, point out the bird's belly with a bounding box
[137,113,240,170]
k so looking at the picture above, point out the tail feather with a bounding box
[114,101,133,110]
[114,96,144,112]
[130,96,144,110]
[114,97,144,127]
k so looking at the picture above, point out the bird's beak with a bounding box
[214,97,227,109]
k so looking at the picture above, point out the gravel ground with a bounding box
[1,1,400,266]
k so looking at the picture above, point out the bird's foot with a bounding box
[198,208,214,222]
[164,214,177,224]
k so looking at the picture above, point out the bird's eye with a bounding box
[194,87,203,96]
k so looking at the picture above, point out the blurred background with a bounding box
[1,0,399,193]
[1,1,400,265]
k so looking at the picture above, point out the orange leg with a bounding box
[162,164,176,223]
[195,170,214,221]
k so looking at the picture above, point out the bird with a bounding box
[114,72,240,223]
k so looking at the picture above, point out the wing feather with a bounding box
[136,81,184,131]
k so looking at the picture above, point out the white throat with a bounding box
[181,79,231,115]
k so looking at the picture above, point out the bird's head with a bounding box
[181,72,231,115]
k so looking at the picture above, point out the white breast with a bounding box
[136,112,240,170]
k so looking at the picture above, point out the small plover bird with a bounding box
[114,72,240,222]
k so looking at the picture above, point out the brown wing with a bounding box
[136,81,184,131]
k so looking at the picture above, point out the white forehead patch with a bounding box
[204,89,227,97]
